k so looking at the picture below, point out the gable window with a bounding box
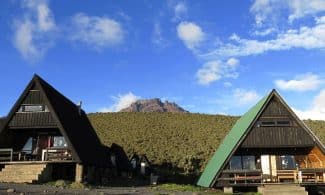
[277,121,290,126]
[18,105,49,113]
[258,120,291,127]
[260,121,276,127]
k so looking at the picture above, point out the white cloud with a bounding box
[100,92,140,112]
[288,0,325,22]
[250,0,281,27]
[203,17,325,59]
[174,2,187,21]
[226,58,239,68]
[250,0,325,25]
[275,73,322,92]
[177,21,205,49]
[196,58,239,85]
[70,13,124,50]
[13,0,56,61]
[233,89,260,105]
[253,27,277,36]
[294,90,325,120]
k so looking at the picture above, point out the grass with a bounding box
[152,183,230,194]
[46,180,90,189]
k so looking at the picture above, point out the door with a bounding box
[261,155,277,182]
[270,155,277,180]
[261,155,270,182]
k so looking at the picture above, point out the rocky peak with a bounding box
[119,98,188,113]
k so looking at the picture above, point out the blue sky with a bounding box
[1,0,325,119]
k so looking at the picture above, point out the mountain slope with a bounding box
[88,112,325,176]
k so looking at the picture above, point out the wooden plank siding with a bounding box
[7,86,57,128]
[242,127,314,147]
[22,90,44,105]
[8,112,56,128]
[241,96,315,148]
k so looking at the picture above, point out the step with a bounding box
[264,191,308,195]
[3,165,46,169]
[0,164,47,183]
[0,170,44,174]
[262,185,307,195]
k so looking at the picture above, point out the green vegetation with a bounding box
[47,180,89,189]
[152,183,261,194]
[152,183,224,194]
[154,183,205,192]
[88,112,325,177]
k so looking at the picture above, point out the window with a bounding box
[229,156,257,170]
[22,137,33,154]
[280,155,296,170]
[242,156,256,170]
[53,136,67,148]
[260,121,276,127]
[277,121,290,126]
[258,120,291,127]
[229,156,242,169]
[18,105,48,113]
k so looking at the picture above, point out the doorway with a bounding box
[261,155,277,182]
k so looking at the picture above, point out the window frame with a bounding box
[17,104,49,113]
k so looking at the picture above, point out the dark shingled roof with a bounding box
[0,74,110,166]
[0,118,6,129]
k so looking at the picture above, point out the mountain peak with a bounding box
[119,98,188,113]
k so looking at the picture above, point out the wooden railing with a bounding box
[219,169,263,184]
[42,148,73,161]
[0,148,73,162]
[219,169,325,185]
[0,149,13,161]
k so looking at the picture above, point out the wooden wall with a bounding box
[8,112,56,128]
[241,96,315,148]
[297,146,325,168]
[8,87,57,129]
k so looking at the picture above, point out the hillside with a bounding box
[88,112,325,175]
[119,98,188,113]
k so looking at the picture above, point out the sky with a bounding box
[1,0,325,119]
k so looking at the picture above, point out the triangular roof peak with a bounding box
[0,75,108,166]
[197,89,325,187]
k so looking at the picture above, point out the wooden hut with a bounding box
[0,74,111,183]
[197,89,325,193]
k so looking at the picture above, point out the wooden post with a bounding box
[223,187,233,193]
[75,163,83,183]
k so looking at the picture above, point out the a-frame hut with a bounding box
[197,89,325,192]
[0,74,110,183]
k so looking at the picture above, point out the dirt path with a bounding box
[0,183,195,195]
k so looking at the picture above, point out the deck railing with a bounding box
[0,149,13,161]
[219,169,325,186]
[0,148,73,162]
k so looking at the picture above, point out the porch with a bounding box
[0,148,74,163]
[0,128,75,163]
[216,146,325,187]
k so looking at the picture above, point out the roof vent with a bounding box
[77,101,82,115]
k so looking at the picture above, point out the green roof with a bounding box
[196,93,269,187]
